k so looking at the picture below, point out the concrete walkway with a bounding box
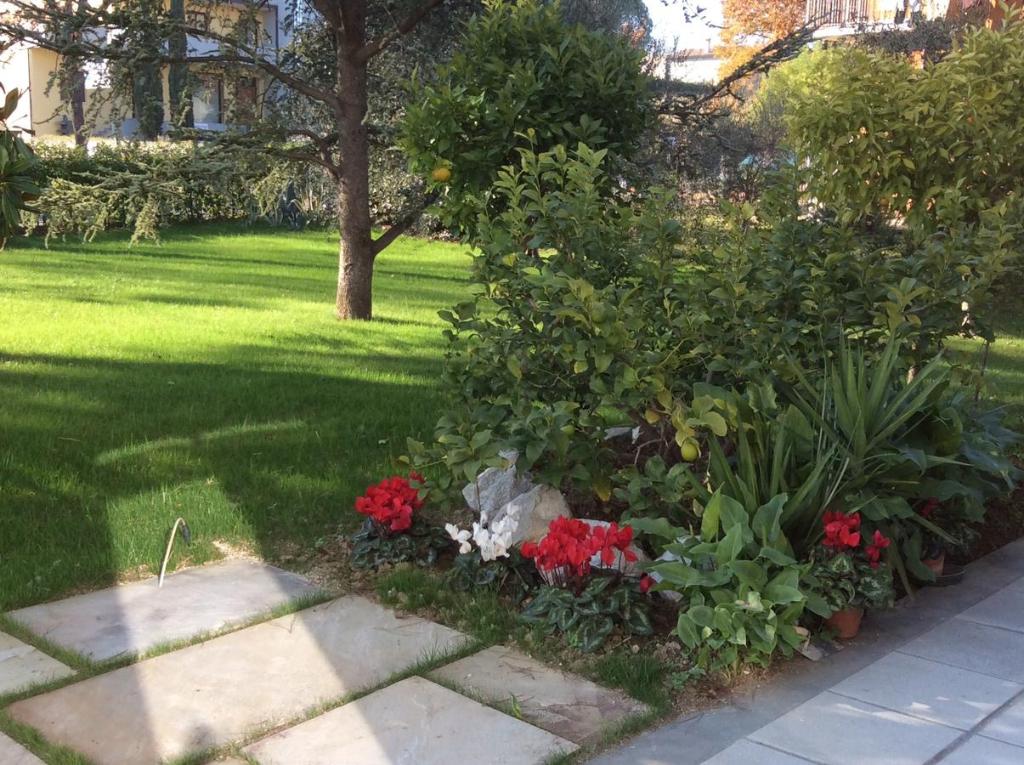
[593,538,1024,765]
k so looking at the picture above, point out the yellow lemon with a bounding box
[681,441,700,462]
[431,166,452,183]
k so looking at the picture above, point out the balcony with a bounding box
[806,0,874,28]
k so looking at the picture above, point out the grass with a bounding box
[0,223,471,610]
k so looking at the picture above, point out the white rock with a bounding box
[498,485,571,545]
[461,450,533,519]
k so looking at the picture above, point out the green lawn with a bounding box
[0,224,470,610]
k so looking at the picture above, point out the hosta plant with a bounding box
[638,490,815,674]
[350,473,449,569]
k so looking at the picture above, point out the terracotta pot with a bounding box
[922,552,946,578]
[825,606,864,639]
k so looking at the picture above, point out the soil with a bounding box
[953,458,1024,563]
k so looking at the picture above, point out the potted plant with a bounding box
[808,512,895,639]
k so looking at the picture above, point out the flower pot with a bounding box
[922,552,945,578]
[825,606,864,639]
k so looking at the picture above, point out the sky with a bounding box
[644,0,725,51]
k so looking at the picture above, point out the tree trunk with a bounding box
[334,4,375,321]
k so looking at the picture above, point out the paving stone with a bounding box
[748,691,961,765]
[830,652,1021,730]
[957,585,1024,633]
[940,735,1024,765]
[899,619,1024,683]
[7,596,468,765]
[427,645,647,744]
[8,559,319,661]
[701,739,814,764]
[0,631,74,695]
[243,676,577,765]
[977,694,1024,748]
[0,732,45,765]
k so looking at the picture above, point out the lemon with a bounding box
[431,166,451,183]
[681,441,700,462]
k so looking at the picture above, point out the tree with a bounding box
[0,0,477,320]
[716,0,804,77]
[402,0,653,242]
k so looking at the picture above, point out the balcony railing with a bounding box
[807,0,873,27]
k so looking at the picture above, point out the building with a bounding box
[806,0,1021,37]
[661,46,725,84]
[0,1,289,141]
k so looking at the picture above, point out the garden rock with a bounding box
[648,539,695,603]
[461,450,533,519]
[497,485,572,544]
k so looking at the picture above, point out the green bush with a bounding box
[402,0,652,241]
[0,87,40,248]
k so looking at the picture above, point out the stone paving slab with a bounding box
[978,694,1024,748]
[244,676,578,765]
[957,584,1024,634]
[900,618,1024,683]
[0,733,44,765]
[7,596,468,765]
[747,691,962,765]
[0,631,74,695]
[940,735,1024,764]
[701,739,813,764]
[428,645,647,744]
[830,651,1022,730]
[8,559,319,661]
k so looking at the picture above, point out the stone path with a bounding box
[2,559,644,765]
[0,632,74,695]
[593,537,1024,765]
[0,732,44,765]
[244,676,578,764]
[8,559,318,661]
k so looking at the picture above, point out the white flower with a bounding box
[445,523,472,555]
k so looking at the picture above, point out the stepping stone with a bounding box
[0,631,74,695]
[243,676,578,764]
[428,645,647,744]
[8,559,319,661]
[748,691,961,765]
[7,596,468,765]
[900,618,1024,683]
[978,694,1024,748]
[0,732,44,765]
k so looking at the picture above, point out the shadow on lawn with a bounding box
[0,346,442,612]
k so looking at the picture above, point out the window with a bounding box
[192,78,222,125]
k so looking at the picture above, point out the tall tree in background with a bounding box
[0,0,479,320]
[716,0,804,76]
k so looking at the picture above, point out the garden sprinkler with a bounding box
[158,517,192,588]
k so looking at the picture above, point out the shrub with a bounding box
[0,87,40,248]
[402,0,652,241]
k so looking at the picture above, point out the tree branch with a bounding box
[371,190,439,256]
[353,0,447,64]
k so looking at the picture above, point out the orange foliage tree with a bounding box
[716,0,805,77]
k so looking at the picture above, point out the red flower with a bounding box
[590,522,638,568]
[520,517,601,577]
[354,473,425,533]
[822,511,862,551]
[639,575,653,594]
[917,497,941,519]
[865,530,891,569]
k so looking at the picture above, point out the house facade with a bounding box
[0,0,289,141]
[807,0,1021,37]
